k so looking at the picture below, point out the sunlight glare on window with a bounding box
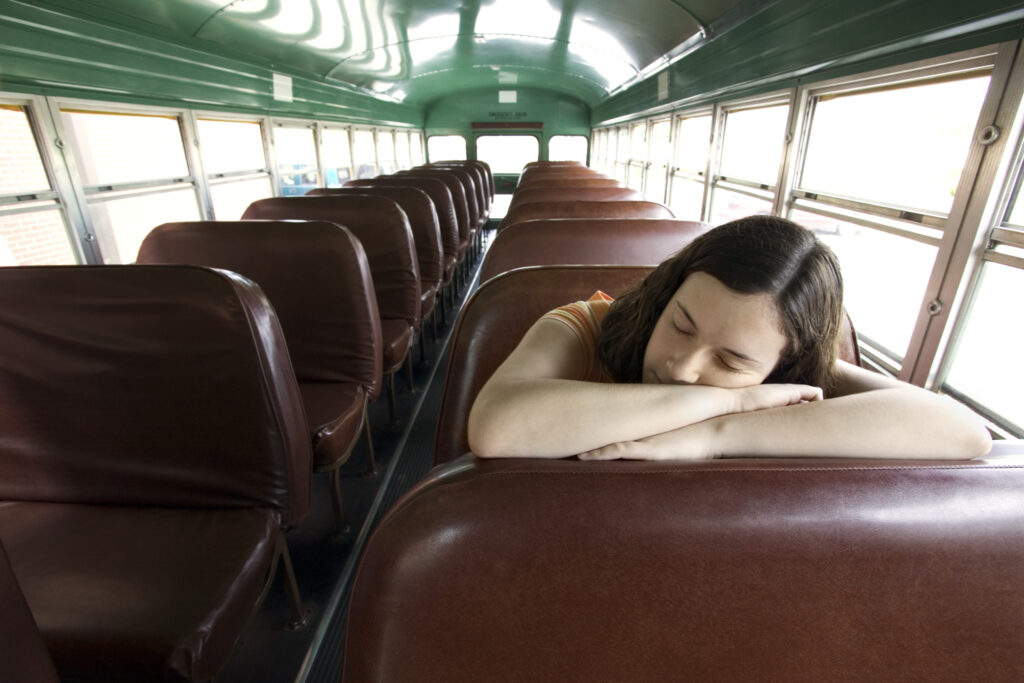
[800,76,990,214]
[427,135,467,162]
[719,105,789,184]
[944,262,1023,430]
[476,135,539,174]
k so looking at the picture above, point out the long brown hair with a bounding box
[596,215,844,392]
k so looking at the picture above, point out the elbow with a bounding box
[467,399,509,458]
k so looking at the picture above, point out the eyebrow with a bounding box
[676,301,763,366]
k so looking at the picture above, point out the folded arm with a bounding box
[468,318,819,458]
[580,361,992,461]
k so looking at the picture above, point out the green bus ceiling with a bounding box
[3,0,1024,127]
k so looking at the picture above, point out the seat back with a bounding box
[417,166,481,231]
[344,177,459,276]
[434,266,650,464]
[479,218,711,282]
[0,538,59,683]
[428,161,489,215]
[499,200,675,231]
[396,171,472,248]
[242,195,421,330]
[137,220,383,400]
[0,265,311,525]
[515,177,623,191]
[307,186,444,291]
[345,444,1024,682]
[508,186,643,210]
[435,265,861,465]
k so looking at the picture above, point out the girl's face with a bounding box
[642,272,788,388]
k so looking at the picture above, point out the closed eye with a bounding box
[671,321,693,336]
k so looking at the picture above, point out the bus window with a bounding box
[476,135,539,174]
[626,122,647,190]
[61,109,201,263]
[376,129,397,174]
[321,125,353,187]
[940,144,1024,436]
[549,135,588,164]
[272,124,318,196]
[0,104,78,265]
[668,113,711,221]
[790,75,991,364]
[614,127,629,182]
[645,120,671,203]
[197,118,272,219]
[352,128,378,178]
[395,130,411,170]
[710,102,788,224]
[427,135,467,162]
[411,131,425,166]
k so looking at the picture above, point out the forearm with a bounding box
[706,387,991,459]
[469,378,738,458]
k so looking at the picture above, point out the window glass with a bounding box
[322,127,353,186]
[476,135,539,174]
[377,129,397,174]
[669,178,705,221]
[718,104,789,184]
[91,187,201,264]
[801,76,990,214]
[427,135,467,162]
[792,209,937,361]
[0,207,76,265]
[61,110,190,185]
[209,176,273,220]
[273,125,318,195]
[944,262,1024,430]
[395,131,411,169]
[549,135,588,163]
[646,120,671,202]
[1,106,50,193]
[410,131,424,166]
[352,129,378,178]
[709,188,772,225]
[197,118,266,174]
[674,114,711,174]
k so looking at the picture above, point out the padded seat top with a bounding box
[499,200,675,231]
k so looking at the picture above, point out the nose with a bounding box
[666,351,702,385]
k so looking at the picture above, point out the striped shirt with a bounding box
[541,291,615,382]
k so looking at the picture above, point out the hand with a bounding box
[578,422,715,461]
[734,383,822,413]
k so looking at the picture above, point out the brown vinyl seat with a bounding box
[0,265,311,681]
[428,161,491,219]
[508,186,645,211]
[241,195,420,424]
[344,441,1024,682]
[344,176,460,308]
[137,220,383,529]
[396,170,473,269]
[499,200,675,231]
[515,177,623,191]
[434,265,860,465]
[0,538,58,683]
[417,165,484,249]
[478,218,712,283]
[308,187,444,344]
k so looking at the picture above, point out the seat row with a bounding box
[498,160,675,231]
[340,162,1024,679]
[0,161,493,681]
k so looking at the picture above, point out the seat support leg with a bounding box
[276,535,309,632]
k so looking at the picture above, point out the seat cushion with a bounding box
[381,319,414,372]
[299,382,368,470]
[0,501,279,681]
